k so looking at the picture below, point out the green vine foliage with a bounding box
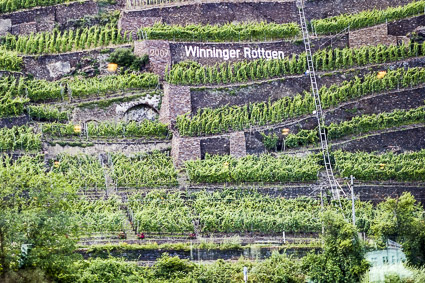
[0,47,22,71]
[1,24,132,54]
[334,150,425,181]
[51,153,107,190]
[185,153,321,184]
[128,189,374,234]
[42,120,170,139]
[0,0,70,13]
[0,76,28,117]
[312,0,425,34]
[27,104,70,122]
[111,151,178,188]
[0,72,158,104]
[69,197,126,233]
[49,151,177,189]
[261,132,279,151]
[285,106,425,148]
[177,67,425,137]
[0,126,41,151]
[139,21,300,42]
[166,42,425,86]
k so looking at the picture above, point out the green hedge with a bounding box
[27,104,70,122]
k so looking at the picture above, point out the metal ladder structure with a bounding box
[296,0,345,200]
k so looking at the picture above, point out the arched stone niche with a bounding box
[124,103,159,122]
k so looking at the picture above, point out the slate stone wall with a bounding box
[0,1,98,36]
[134,40,171,78]
[169,35,348,65]
[119,0,412,31]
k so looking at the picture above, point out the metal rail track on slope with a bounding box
[296,0,345,200]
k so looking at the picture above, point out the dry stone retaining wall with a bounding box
[119,0,412,31]
[119,1,297,31]
[333,125,425,153]
[388,14,425,36]
[44,139,170,158]
[71,92,161,123]
[0,1,99,36]
[230,132,247,158]
[171,134,201,167]
[349,24,401,48]
[134,40,171,79]
[22,46,131,80]
[159,83,191,124]
[245,85,425,154]
[172,132,247,167]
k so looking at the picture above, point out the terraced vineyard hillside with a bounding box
[1,0,425,281]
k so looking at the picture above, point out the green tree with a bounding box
[371,192,425,267]
[0,155,81,281]
[302,211,369,282]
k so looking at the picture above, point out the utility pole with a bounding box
[350,175,356,226]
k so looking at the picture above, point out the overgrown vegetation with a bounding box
[69,197,126,233]
[0,155,80,280]
[108,48,149,71]
[302,211,369,282]
[49,151,177,189]
[111,152,178,188]
[127,189,374,234]
[166,42,425,85]
[372,192,425,267]
[50,154,107,190]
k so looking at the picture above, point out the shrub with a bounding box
[108,48,149,71]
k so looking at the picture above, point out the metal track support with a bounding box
[296,0,343,200]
